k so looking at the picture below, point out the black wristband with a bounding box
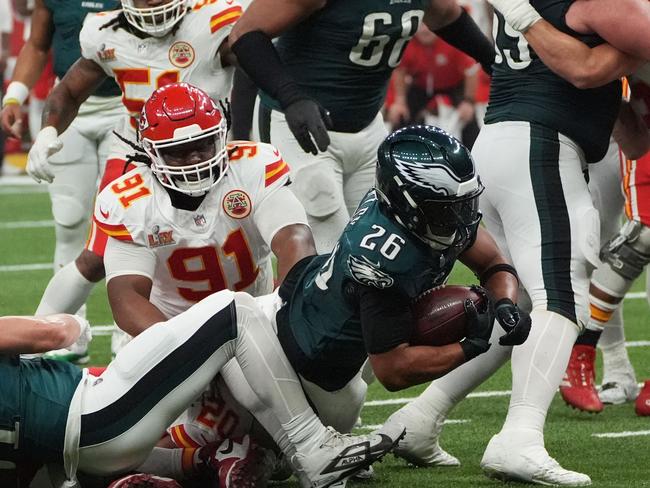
[460,337,488,361]
[494,297,515,309]
[434,9,495,75]
[479,263,519,286]
[230,30,307,109]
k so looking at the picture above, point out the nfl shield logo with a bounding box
[193,214,207,227]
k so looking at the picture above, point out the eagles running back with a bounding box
[93,141,291,319]
[279,189,479,391]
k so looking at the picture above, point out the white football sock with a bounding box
[233,293,327,455]
[503,310,578,434]
[412,323,512,418]
[35,261,95,315]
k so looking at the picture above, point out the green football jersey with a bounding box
[282,190,475,386]
[261,0,428,132]
[0,356,81,464]
[485,0,621,163]
[43,0,121,97]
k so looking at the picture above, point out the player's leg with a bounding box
[255,99,349,253]
[478,122,594,485]
[596,152,650,404]
[79,291,403,487]
[385,188,515,467]
[560,140,625,412]
[342,113,387,216]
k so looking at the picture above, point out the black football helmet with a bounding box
[376,125,483,249]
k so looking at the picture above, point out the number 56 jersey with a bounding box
[92,142,301,319]
[79,0,243,136]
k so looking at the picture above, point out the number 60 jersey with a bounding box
[92,142,303,319]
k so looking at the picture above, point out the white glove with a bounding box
[26,126,63,183]
[486,0,542,32]
[70,315,93,350]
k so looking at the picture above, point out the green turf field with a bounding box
[1,182,649,487]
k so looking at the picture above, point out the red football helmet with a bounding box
[140,82,228,196]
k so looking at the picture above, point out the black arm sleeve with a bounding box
[230,30,307,109]
[230,68,258,140]
[358,285,413,354]
[434,9,495,75]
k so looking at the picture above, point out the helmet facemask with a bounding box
[143,121,228,196]
[121,0,188,37]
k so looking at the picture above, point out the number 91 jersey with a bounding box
[80,0,243,134]
[92,142,292,319]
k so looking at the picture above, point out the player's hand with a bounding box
[26,126,62,183]
[284,98,332,155]
[1,104,24,139]
[460,293,495,361]
[495,298,531,346]
[387,100,410,128]
[485,0,542,32]
[71,314,93,350]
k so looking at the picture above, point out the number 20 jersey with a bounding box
[92,142,291,319]
[79,0,242,136]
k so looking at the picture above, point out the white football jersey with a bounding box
[94,142,294,319]
[80,0,241,137]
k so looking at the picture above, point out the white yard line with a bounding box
[592,430,650,439]
[359,419,470,430]
[0,263,52,272]
[0,220,55,229]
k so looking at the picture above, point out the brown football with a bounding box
[410,285,487,346]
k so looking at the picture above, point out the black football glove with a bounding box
[460,289,495,361]
[284,98,332,155]
[495,298,531,346]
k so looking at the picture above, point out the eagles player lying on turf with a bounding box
[265,126,531,437]
[0,298,404,488]
[29,0,244,360]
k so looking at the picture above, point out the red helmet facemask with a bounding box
[139,82,228,196]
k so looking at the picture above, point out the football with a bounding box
[410,285,487,346]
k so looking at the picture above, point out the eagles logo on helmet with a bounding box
[375,125,483,250]
[139,82,228,196]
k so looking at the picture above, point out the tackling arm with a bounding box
[271,224,316,284]
[104,238,166,336]
[0,314,86,355]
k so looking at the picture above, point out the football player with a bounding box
[265,125,531,440]
[388,1,648,485]
[0,0,124,350]
[95,82,315,484]
[0,296,404,488]
[229,0,496,253]
[29,0,243,360]
[487,0,650,416]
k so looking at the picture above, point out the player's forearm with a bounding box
[0,314,81,354]
[524,20,642,89]
[371,343,466,391]
[391,68,409,105]
[463,68,479,101]
[272,225,317,285]
[40,83,82,133]
[11,40,51,89]
[109,291,166,337]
